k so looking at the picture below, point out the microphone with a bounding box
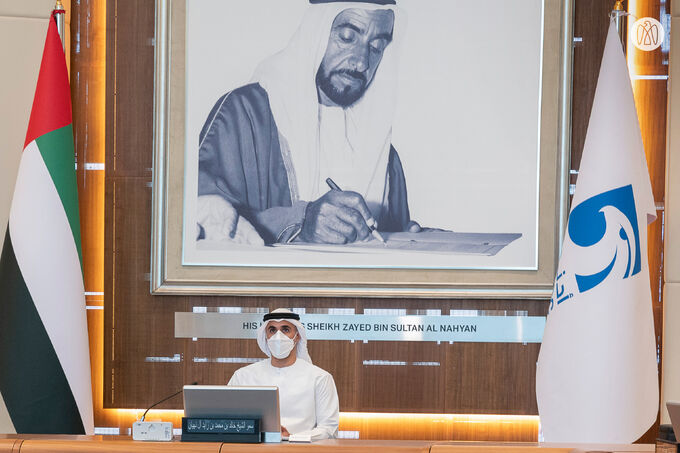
[140,381,198,422]
[133,381,198,441]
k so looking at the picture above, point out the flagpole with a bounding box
[612,0,627,48]
[53,0,66,51]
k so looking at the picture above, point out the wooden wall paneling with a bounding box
[184,297,268,390]
[358,340,445,413]
[78,169,105,300]
[357,298,448,413]
[86,308,105,427]
[444,343,541,415]
[107,178,187,408]
[338,414,538,442]
[630,0,670,76]
[71,0,106,300]
[102,175,115,409]
[441,300,547,415]
[187,337,263,386]
[628,0,670,443]
[634,78,669,353]
[430,446,572,453]
[105,0,186,411]
[100,0,665,440]
[71,0,107,428]
[571,0,620,174]
[308,338,359,412]
[107,0,155,177]
[633,79,668,200]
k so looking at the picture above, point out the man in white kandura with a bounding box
[228,308,339,440]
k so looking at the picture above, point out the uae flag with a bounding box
[0,15,94,434]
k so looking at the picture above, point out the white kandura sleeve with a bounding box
[308,373,339,440]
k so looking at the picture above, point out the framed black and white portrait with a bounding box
[151,0,572,297]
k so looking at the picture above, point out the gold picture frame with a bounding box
[151,0,573,298]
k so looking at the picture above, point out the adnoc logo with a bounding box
[568,184,641,293]
[631,17,664,52]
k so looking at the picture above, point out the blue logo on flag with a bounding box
[568,184,641,293]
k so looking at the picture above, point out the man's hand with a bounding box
[196,194,264,245]
[281,426,290,438]
[299,190,374,244]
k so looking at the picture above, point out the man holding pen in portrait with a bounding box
[196,0,423,246]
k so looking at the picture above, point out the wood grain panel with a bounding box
[339,414,538,442]
[105,178,187,409]
[78,169,105,298]
[629,0,669,76]
[358,341,444,413]
[15,437,433,453]
[87,308,104,426]
[72,0,105,298]
[632,79,668,201]
[0,436,657,453]
[0,439,15,453]
[571,0,619,173]
[106,0,155,177]
[639,4,667,447]
[627,0,669,444]
[430,447,573,453]
[445,343,541,415]
[18,438,221,453]
[212,439,434,453]
[71,0,107,429]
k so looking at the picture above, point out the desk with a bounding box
[0,436,434,453]
[0,436,656,453]
[431,442,654,453]
[0,438,20,453]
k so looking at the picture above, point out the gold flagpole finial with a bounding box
[611,1,627,48]
[53,0,66,51]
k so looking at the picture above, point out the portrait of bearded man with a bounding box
[196,0,423,246]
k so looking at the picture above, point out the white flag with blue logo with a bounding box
[536,21,658,443]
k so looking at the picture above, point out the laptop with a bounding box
[667,401,680,441]
[183,385,281,443]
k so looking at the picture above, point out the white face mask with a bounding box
[267,331,297,359]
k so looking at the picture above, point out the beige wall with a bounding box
[0,0,68,257]
[663,10,680,425]
[0,0,69,434]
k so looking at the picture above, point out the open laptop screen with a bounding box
[183,385,281,437]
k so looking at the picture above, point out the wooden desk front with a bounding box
[431,442,655,453]
[0,436,434,453]
[0,436,656,453]
[0,438,20,453]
